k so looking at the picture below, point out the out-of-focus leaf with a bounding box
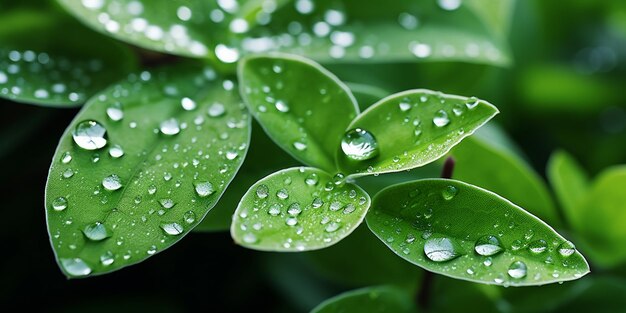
[231,167,370,252]
[311,285,417,313]
[572,166,626,267]
[547,150,589,226]
[46,65,250,277]
[337,89,498,176]
[239,53,358,172]
[367,179,590,286]
[0,10,136,106]
[450,136,559,225]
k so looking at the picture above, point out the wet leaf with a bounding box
[450,136,559,225]
[239,53,358,172]
[45,64,250,277]
[311,285,416,313]
[0,10,136,106]
[367,179,590,286]
[231,167,370,251]
[337,90,498,176]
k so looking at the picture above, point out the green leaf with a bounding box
[56,0,220,58]
[231,167,370,251]
[337,90,498,176]
[547,150,589,227]
[0,10,137,106]
[239,53,358,172]
[450,136,560,225]
[311,286,417,313]
[194,122,299,232]
[247,0,512,66]
[367,179,590,286]
[572,166,626,267]
[45,64,250,277]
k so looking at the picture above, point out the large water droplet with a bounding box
[256,184,269,199]
[160,118,180,135]
[474,235,504,256]
[341,128,379,161]
[528,239,547,254]
[108,144,124,158]
[558,241,576,257]
[160,222,183,235]
[102,174,122,191]
[442,185,458,200]
[83,222,112,241]
[100,251,114,266]
[61,258,92,276]
[106,105,124,121]
[194,181,215,197]
[52,197,68,211]
[508,261,527,279]
[424,237,461,262]
[72,120,107,150]
[433,110,450,127]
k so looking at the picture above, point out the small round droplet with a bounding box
[312,198,323,208]
[160,222,184,235]
[268,204,281,216]
[465,97,479,109]
[194,181,215,197]
[275,100,289,112]
[285,217,298,226]
[243,233,257,244]
[256,184,269,199]
[61,258,92,276]
[528,239,548,254]
[442,185,458,200]
[437,0,462,11]
[277,189,289,200]
[83,222,112,241]
[508,261,527,279]
[160,118,180,135]
[72,120,107,150]
[287,203,302,216]
[433,110,450,127]
[424,237,461,262]
[108,144,124,158]
[102,174,122,191]
[52,197,68,211]
[341,128,379,161]
[474,235,504,256]
[305,173,319,186]
[100,251,114,266]
[61,151,72,164]
[325,222,341,233]
[558,241,576,257]
[183,211,196,224]
[106,105,124,121]
[158,198,175,209]
[181,97,196,110]
[208,102,226,117]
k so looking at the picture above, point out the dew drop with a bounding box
[184,211,196,224]
[268,204,281,216]
[106,105,124,121]
[438,0,462,11]
[528,239,548,254]
[158,198,175,209]
[160,222,184,235]
[285,217,298,226]
[275,100,289,112]
[256,184,269,199]
[194,181,215,197]
[424,237,461,262]
[442,185,458,200]
[325,222,341,233]
[465,97,479,109]
[305,173,319,186]
[100,251,114,266]
[61,151,72,164]
[208,102,226,117]
[181,97,196,111]
[160,118,180,135]
[52,197,68,211]
[61,258,91,276]
[341,128,379,161]
[102,174,122,191]
[72,120,107,150]
[312,198,323,208]
[82,222,112,241]
[243,233,257,244]
[277,189,289,200]
[108,144,124,158]
[558,241,576,257]
[433,110,450,127]
[508,261,528,279]
[287,203,302,216]
[474,235,504,256]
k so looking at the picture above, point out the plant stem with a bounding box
[416,156,456,310]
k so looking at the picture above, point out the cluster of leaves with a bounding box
[4,0,626,311]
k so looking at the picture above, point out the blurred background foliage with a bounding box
[1,0,626,312]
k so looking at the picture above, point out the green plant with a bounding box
[7,0,626,312]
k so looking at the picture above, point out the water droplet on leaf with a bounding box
[341,128,379,161]
[474,235,504,256]
[424,237,461,262]
[72,120,107,150]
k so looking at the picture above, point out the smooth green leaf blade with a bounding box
[45,65,250,278]
[337,90,498,176]
[367,179,589,286]
[310,286,417,313]
[56,0,219,58]
[245,0,512,66]
[0,10,137,106]
[239,53,358,172]
[547,150,589,226]
[450,136,559,226]
[231,167,371,251]
[573,166,626,267]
